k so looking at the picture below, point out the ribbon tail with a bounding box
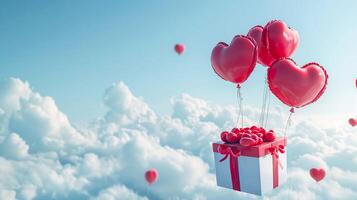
[219,154,229,162]
[229,155,240,191]
[272,154,279,188]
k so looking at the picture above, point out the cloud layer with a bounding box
[0,78,356,200]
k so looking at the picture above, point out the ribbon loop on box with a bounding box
[269,145,285,169]
[217,145,241,162]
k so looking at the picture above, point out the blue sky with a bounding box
[0,0,356,124]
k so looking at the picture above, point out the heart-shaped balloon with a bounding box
[349,118,357,127]
[145,169,158,185]
[247,25,275,67]
[174,44,185,55]
[268,58,328,108]
[310,168,326,182]
[211,35,258,85]
[262,20,299,59]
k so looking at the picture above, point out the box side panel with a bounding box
[278,149,288,184]
[214,152,233,189]
[239,156,262,195]
[260,154,273,194]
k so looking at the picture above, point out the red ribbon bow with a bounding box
[217,145,241,162]
[269,145,285,169]
[268,145,285,157]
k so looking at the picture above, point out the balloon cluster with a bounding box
[211,20,328,110]
[220,126,277,147]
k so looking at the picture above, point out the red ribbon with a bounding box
[217,145,241,191]
[269,145,285,188]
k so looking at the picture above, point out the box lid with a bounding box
[212,137,287,158]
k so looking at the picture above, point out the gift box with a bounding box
[212,136,287,195]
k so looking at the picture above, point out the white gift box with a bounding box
[212,137,287,196]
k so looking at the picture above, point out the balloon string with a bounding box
[240,88,244,128]
[284,109,294,137]
[264,89,271,128]
[259,79,266,126]
[259,77,269,127]
[236,86,244,128]
[235,87,240,128]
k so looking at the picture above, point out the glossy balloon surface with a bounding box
[211,35,257,84]
[268,58,328,108]
[262,20,299,59]
[247,25,275,67]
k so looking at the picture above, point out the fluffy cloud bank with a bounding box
[0,78,356,200]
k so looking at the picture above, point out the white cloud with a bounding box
[0,78,31,112]
[0,189,16,200]
[0,133,29,159]
[0,78,356,199]
[102,81,157,126]
[93,185,148,200]
[19,184,37,200]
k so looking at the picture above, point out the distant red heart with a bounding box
[262,20,299,59]
[268,58,328,108]
[349,118,357,127]
[174,44,185,55]
[145,169,158,185]
[211,35,258,84]
[247,25,275,67]
[310,168,326,182]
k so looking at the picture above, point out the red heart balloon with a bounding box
[174,44,185,55]
[262,20,299,59]
[247,25,275,67]
[145,169,158,185]
[349,118,357,127]
[310,168,326,182]
[211,35,258,85]
[268,58,328,108]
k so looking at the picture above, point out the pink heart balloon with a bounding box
[262,20,299,59]
[349,118,357,127]
[174,44,185,55]
[145,169,158,185]
[268,58,328,108]
[310,168,326,182]
[211,35,258,85]
[247,25,275,67]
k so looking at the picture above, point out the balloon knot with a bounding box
[289,107,295,113]
[236,84,241,88]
